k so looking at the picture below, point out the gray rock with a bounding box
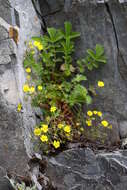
[44,148,127,190]
[0,177,14,190]
[119,121,127,138]
[0,26,8,41]
[0,55,11,65]
[0,167,6,178]
[0,0,41,175]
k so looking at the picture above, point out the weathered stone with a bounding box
[0,167,6,178]
[0,0,12,25]
[0,177,14,190]
[119,121,127,138]
[0,26,8,41]
[0,93,28,175]
[0,0,41,176]
[0,39,16,56]
[0,55,11,65]
[44,148,127,190]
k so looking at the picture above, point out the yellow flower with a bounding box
[33,41,43,51]
[38,44,43,51]
[58,124,64,129]
[64,125,71,133]
[87,111,93,117]
[17,103,22,112]
[101,120,109,127]
[53,140,60,149]
[40,135,48,142]
[37,85,43,91]
[29,86,35,93]
[98,81,104,87]
[86,120,92,126]
[93,110,97,114]
[33,41,40,47]
[97,111,102,117]
[41,124,48,133]
[26,75,31,80]
[34,128,41,136]
[50,106,57,112]
[25,67,31,73]
[23,84,29,92]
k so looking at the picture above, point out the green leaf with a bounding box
[86,95,92,104]
[64,22,72,37]
[32,36,43,43]
[72,74,87,83]
[69,84,88,105]
[95,44,104,57]
[70,32,80,39]
[87,49,96,59]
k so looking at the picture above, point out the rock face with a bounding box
[0,0,41,175]
[45,148,127,190]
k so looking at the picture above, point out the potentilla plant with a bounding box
[21,22,112,154]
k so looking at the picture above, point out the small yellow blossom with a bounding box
[17,103,22,112]
[97,111,102,117]
[87,111,93,117]
[58,124,64,129]
[33,41,40,47]
[98,81,104,87]
[53,140,60,149]
[29,86,35,93]
[37,85,43,91]
[50,106,57,112]
[33,41,43,51]
[23,84,29,92]
[38,44,43,51]
[41,124,48,133]
[64,125,71,133]
[26,75,31,80]
[40,135,48,142]
[25,67,31,73]
[93,110,97,114]
[34,128,41,136]
[101,120,109,127]
[86,120,92,126]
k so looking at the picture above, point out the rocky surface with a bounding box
[43,148,127,190]
[0,0,41,175]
